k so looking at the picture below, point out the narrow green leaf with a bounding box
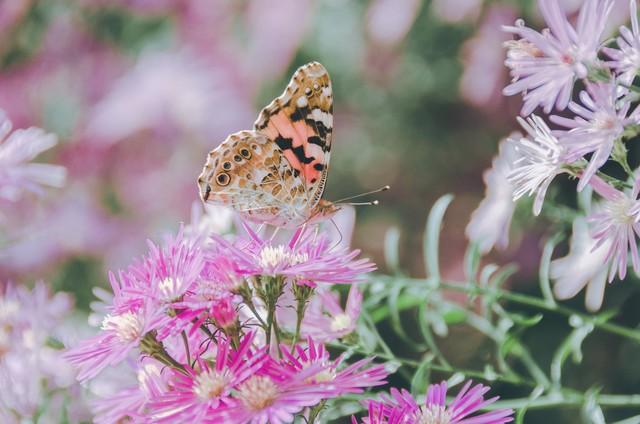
[539,233,563,307]
[423,194,454,281]
[464,242,481,281]
[410,357,433,397]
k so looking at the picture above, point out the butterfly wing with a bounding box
[198,130,309,227]
[254,61,333,209]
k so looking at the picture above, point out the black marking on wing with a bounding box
[292,145,315,164]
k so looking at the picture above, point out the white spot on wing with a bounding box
[296,96,308,108]
[308,108,333,128]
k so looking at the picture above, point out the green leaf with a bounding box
[423,194,454,280]
[410,356,433,397]
[463,242,481,281]
[442,308,467,325]
[539,233,563,307]
[515,386,545,424]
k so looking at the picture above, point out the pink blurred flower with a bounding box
[0,110,66,202]
[551,82,638,191]
[588,174,640,282]
[92,361,168,424]
[460,5,516,109]
[212,223,376,286]
[360,380,513,424]
[503,0,613,115]
[86,50,253,146]
[551,217,612,311]
[365,0,420,47]
[508,115,566,215]
[604,0,640,84]
[148,332,267,423]
[431,0,482,24]
[466,136,520,253]
[302,285,362,341]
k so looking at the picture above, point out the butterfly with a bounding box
[197,62,339,228]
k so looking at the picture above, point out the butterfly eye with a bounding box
[222,161,232,170]
[216,173,230,186]
[240,148,251,159]
[233,154,243,163]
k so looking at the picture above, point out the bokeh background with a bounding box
[2,1,640,422]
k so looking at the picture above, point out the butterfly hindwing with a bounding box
[197,130,308,227]
[254,61,333,207]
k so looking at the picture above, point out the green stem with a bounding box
[372,276,640,343]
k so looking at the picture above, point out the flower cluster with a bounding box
[64,218,386,422]
[468,0,640,311]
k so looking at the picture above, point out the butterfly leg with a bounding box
[269,226,281,242]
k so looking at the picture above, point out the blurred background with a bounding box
[2,1,640,422]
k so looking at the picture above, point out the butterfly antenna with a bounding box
[333,185,390,204]
[345,200,379,206]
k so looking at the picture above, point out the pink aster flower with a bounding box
[279,337,389,397]
[587,174,640,281]
[0,110,66,202]
[127,227,205,305]
[551,82,638,191]
[212,223,376,286]
[503,0,613,115]
[508,115,566,215]
[212,367,329,424]
[466,136,520,253]
[63,298,169,382]
[604,0,640,85]
[148,332,267,423]
[302,285,362,342]
[361,380,513,424]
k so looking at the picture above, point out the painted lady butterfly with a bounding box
[197,62,339,228]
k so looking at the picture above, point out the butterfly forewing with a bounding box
[254,61,333,208]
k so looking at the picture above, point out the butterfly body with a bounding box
[198,62,339,228]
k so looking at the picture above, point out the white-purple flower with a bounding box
[0,110,66,202]
[550,217,612,311]
[604,0,640,85]
[588,174,640,282]
[508,115,566,215]
[551,82,637,191]
[503,0,613,115]
[466,135,520,253]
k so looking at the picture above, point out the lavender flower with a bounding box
[551,82,637,191]
[503,0,613,115]
[466,135,520,252]
[508,115,566,215]
[0,110,66,202]
[604,0,640,85]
